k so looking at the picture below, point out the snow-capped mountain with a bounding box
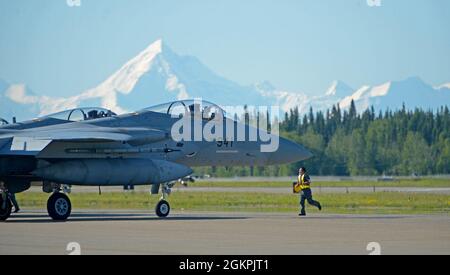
[437,83,450,90]
[0,78,90,121]
[253,81,309,112]
[308,80,354,113]
[339,77,450,112]
[254,80,354,114]
[0,40,275,119]
[70,39,277,114]
[325,80,354,98]
[0,40,449,121]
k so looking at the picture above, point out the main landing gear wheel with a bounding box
[0,194,12,221]
[155,200,170,218]
[47,192,72,221]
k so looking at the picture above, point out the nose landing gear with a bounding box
[155,200,170,218]
[154,182,174,218]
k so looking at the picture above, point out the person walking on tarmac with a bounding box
[0,182,20,214]
[296,167,322,216]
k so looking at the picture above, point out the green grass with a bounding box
[17,191,450,215]
[192,179,450,188]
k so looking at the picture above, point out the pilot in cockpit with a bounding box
[87,110,99,120]
[188,103,200,114]
[188,103,203,119]
[187,103,221,121]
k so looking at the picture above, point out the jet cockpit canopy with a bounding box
[42,107,117,122]
[0,118,8,126]
[143,100,227,121]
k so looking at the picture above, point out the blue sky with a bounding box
[0,0,449,97]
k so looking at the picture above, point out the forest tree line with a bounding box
[193,101,450,177]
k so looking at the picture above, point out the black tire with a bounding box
[0,194,12,221]
[47,193,72,221]
[155,200,170,218]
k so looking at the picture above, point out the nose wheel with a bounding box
[154,182,173,218]
[47,192,72,221]
[155,200,170,217]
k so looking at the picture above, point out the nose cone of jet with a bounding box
[153,159,194,183]
[268,137,313,165]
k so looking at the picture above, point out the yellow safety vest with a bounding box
[298,174,310,190]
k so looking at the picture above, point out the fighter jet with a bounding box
[0,99,312,221]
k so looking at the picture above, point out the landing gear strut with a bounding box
[155,182,173,218]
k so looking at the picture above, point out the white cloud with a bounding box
[5,84,39,104]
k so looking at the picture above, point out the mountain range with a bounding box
[0,39,449,121]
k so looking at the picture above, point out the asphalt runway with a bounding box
[175,187,450,194]
[1,210,449,255]
[27,186,450,194]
